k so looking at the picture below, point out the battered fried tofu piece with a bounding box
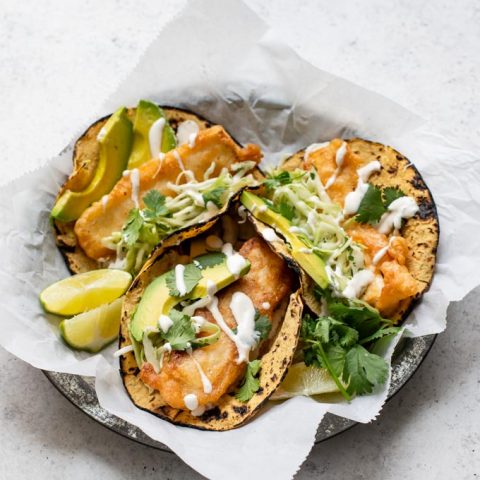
[139,237,294,410]
[74,126,262,260]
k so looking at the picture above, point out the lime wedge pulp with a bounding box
[270,362,340,400]
[59,297,123,352]
[40,269,132,316]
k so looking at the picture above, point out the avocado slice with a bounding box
[130,253,250,342]
[51,107,133,222]
[127,100,176,169]
[241,191,329,289]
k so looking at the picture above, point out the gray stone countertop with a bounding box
[0,0,479,478]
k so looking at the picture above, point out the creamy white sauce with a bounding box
[173,150,186,171]
[261,302,271,310]
[176,120,200,146]
[377,196,419,234]
[206,293,257,364]
[342,269,375,299]
[324,141,347,189]
[237,205,247,224]
[187,347,212,394]
[289,226,304,234]
[108,256,127,270]
[222,243,248,277]
[183,280,217,316]
[206,235,223,250]
[304,141,330,161]
[258,205,268,213]
[184,393,199,410]
[97,126,107,142]
[372,236,396,266]
[158,314,173,333]
[101,194,109,213]
[122,170,130,178]
[357,160,381,182]
[299,247,313,254]
[130,168,140,208]
[261,227,281,242]
[162,342,172,353]
[343,160,382,216]
[149,117,165,159]
[174,264,187,296]
[188,133,198,148]
[191,315,206,333]
[113,345,134,358]
[204,161,216,180]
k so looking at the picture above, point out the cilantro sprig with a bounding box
[160,309,196,351]
[236,360,262,402]
[301,287,400,400]
[355,184,405,225]
[165,264,202,297]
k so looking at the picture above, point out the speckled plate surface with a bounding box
[43,334,436,450]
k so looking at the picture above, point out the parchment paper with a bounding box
[1,0,479,478]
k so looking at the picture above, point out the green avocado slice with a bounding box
[241,191,329,289]
[127,100,176,169]
[129,253,250,342]
[51,107,133,222]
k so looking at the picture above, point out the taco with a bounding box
[117,203,302,430]
[52,100,262,275]
[240,138,439,400]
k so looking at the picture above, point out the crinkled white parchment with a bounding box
[1,0,479,478]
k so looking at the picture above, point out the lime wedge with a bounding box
[59,297,123,352]
[270,362,340,400]
[40,269,132,316]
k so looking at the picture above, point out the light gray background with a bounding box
[1,1,479,479]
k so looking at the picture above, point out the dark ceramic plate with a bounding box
[43,334,436,450]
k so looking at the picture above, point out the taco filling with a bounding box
[52,100,262,275]
[118,209,301,429]
[241,138,438,400]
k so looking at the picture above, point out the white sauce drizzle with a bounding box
[101,194,109,213]
[377,196,419,234]
[324,141,347,189]
[148,117,165,159]
[304,141,330,161]
[184,393,199,410]
[191,315,206,333]
[174,264,187,296]
[206,235,223,250]
[183,280,217,316]
[113,345,134,358]
[176,120,200,146]
[122,170,130,178]
[237,205,247,224]
[97,126,107,142]
[206,293,257,364]
[162,342,172,353]
[261,302,271,310]
[204,161,216,180]
[130,168,140,208]
[299,248,313,254]
[372,236,396,266]
[173,150,186,171]
[261,227,281,242]
[343,160,382,216]
[221,243,248,277]
[342,269,375,299]
[187,347,212,394]
[258,205,268,213]
[158,314,173,333]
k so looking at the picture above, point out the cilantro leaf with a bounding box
[278,201,295,221]
[254,311,271,341]
[343,345,389,395]
[161,309,196,351]
[359,326,401,345]
[122,209,143,246]
[165,263,202,297]
[236,359,262,402]
[202,187,227,208]
[355,184,386,224]
[142,190,168,220]
[383,187,405,207]
[264,171,292,190]
[194,252,225,269]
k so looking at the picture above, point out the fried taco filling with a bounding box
[241,138,438,400]
[52,100,262,275]
[119,211,300,427]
